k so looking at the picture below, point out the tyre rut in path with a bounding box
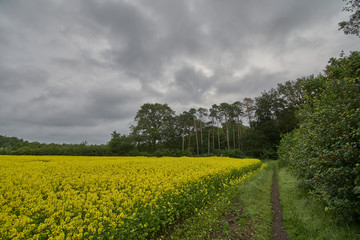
[271,167,289,240]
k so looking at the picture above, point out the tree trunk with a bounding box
[233,124,236,149]
[194,120,199,155]
[226,122,230,151]
[237,124,241,149]
[152,139,156,152]
[217,127,220,150]
[182,123,186,152]
[239,126,243,150]
[188,130,191,150]
[208,130,210,154]
[200,121,203,146]
[212,131,215,152]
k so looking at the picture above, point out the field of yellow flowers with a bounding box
[0,155,262,239]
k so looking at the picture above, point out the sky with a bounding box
[0,0,358,144]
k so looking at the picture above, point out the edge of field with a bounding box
[167,161,360,240]
[167,161,274,240]
[277,165,360,240]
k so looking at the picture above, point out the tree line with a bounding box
[1,77,304,158]
[0,136,110,156]
[119,84,303,158]
[110,76,308,158]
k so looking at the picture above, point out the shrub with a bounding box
[278,52,360,222]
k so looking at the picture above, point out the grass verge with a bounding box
[167,162,274,240]
[277,165,360,240]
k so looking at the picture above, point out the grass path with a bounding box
[277,166,360,240]
[167,161,360,239]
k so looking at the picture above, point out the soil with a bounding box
[208,203,256,239]
[271,167,289,240]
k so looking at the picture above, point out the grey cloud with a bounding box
[166,65,214,104]
[0,65,48,91]
[217,68,289,97]
[4,85,140,128]
[0,0,357,144]
[85,86,143,121]
[79,0,207,81]
[80,0,161,76]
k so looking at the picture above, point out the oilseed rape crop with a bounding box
[0,155,262,239]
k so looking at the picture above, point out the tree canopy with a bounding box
[339,0,360,37]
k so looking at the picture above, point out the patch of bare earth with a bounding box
[208,203,256,240]
[271,167,288,240]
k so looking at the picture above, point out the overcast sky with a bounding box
[0,0,358,144]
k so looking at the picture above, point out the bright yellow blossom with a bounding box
[0,155,261,239]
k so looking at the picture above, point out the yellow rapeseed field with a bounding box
[0,155,262,240]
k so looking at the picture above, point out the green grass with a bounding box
[167,162,274,240]
[277,165,360,240]
[234,162,273,240]
[167,161,360,240]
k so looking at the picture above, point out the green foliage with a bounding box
[278,51,360,222]
[0,135,25,148]
[0,135,111,156]
[240,127,272,158]
[131,103,176,152]
[338,0,360,37]
[251,79,306,159]
[109,131,135,155]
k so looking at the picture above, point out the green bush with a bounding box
[278,52,360,222]
[226,149,245,158]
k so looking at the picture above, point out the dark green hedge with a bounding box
[278,52,360,222]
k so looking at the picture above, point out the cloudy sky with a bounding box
[0,0,358,144]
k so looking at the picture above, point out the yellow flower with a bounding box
[0,155,261,239]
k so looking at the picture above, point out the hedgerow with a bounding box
[278,51,360,222]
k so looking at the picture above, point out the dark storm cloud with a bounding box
[167,65,214,104]
[216,68,289,97]
[0,0,358,144]
[81,0,158,74]
[85,86,144,121]
[0,65,49,91]
[78,0,208,82]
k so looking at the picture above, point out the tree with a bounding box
[196,107,208,146]
[277,79,306,108]
[189,108,199,155]
[231,101,244,149]
[219,103,234,150]
[252,79,306,158]
[131,103,175,151]
[255,89,286,122]
[108,131,134,155]
[339,0,360,37]
[242,98,256,127]
[210,104,221,150]
[178,111,193,152]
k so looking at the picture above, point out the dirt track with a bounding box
[271,167,288,240]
